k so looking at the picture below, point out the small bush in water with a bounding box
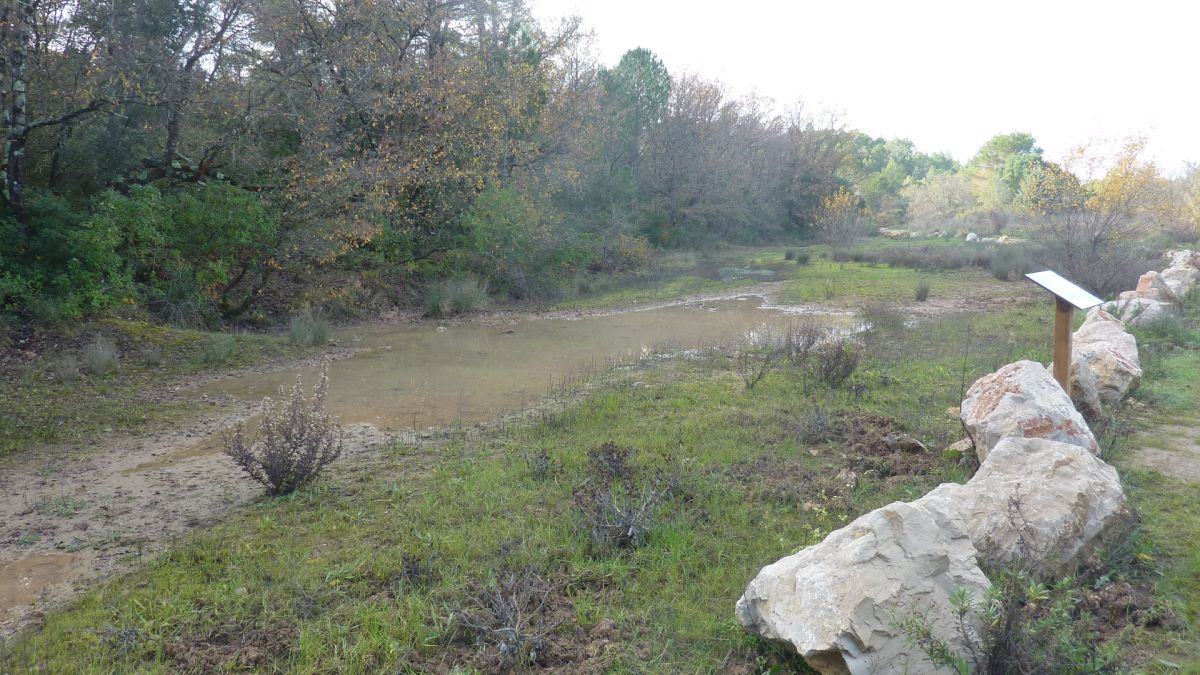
[223,371,344,495]
[424,276,489,318]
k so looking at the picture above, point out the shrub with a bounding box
[784,249,796,261]
[575,481,670,552]
[782,320,825,366]
[573,442,681,554]
[812,335,862,387]
[288,312,331,347]
[80,336,120,376]
[197,334,238,366]
[453,569,562,669]
[914,279,931,302]
[51,354,82,382]
[222,371,344,495]
[138,347,163,367]
[989,246,1034,281]
[793,251,812,265]
[899,562,1121,674]
[859,303,905,335]
[423,276,489,318]
[735,330,782,391]
[794,404,833,444]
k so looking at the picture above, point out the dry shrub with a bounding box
[574,442,682,554]
[783,319,825,366]
[166,622,296,671]
[811,335,862,387]
[452,569,565,670]
[734,336,781,391]
[223,371,344,495]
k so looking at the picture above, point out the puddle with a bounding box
[194,297,847,433]
[0,554,79,609]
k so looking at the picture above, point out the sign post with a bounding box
[1025,271,1103,395]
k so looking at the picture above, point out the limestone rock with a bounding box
[1164,249,1200,269]
[884,433,928,453]
[1068,308,1142,416]
[736,501,990,675]
[917,437,1127,570]
[1160,265,1199,298]
[1067,357,1104,419]
[1101,297,1176,327]
[959,360,1098,461]
[1120,270,1177,302]
[965,232,978,242]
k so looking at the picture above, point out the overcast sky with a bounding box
[528,0,1197,173]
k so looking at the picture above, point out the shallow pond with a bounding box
[195,295,850,432]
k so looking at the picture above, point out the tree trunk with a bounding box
[3,0,32,221]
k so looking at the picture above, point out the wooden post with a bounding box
[1053,297,1073,394]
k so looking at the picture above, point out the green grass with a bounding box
[554,240,1028,311]
[3,304,1058,672]
[0,319,308,456]
[5,242,1199,672]
[775,256,1017,305]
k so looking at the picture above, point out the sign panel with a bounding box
[1025,270,1103,310]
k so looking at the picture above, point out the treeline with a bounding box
[3,2,1194,328]
[0,0,960,327]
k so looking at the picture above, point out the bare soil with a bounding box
[1132,425,1200,483]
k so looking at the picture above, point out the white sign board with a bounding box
[1024,270,1103,310]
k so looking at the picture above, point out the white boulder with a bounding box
[960,360,1098,461]
[1161,265,1199,298]
[1165,249,1200,269]
[736,501,989,675]
[917,437,1127,571]
[1068,308,1142,416]
[964,232,978,242]
[1118,270,1177,303]
[1101,298,1176,327]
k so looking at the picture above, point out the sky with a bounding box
[528,0,1197,173]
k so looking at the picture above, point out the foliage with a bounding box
[423,276,490,318]
[915,279,931,301]
[1023,138,1159,295]
[815,187,865,248]
[900,563,1120,674]
[80,335,121,376]
[222,372,344,496]
[287,313,330,347]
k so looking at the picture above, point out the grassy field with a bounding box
[3,242,1198,672]
[551,240,1029,311]
[2,300,1068,672]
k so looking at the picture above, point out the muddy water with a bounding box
[195,296,848,432]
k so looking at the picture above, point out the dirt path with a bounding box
[0,399,399,638]
[0,281,1035,640]
[1131,424,1200,483]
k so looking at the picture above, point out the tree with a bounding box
[815,186,864,248]
[965,132,1045,213]
[1026,138,1160,295]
